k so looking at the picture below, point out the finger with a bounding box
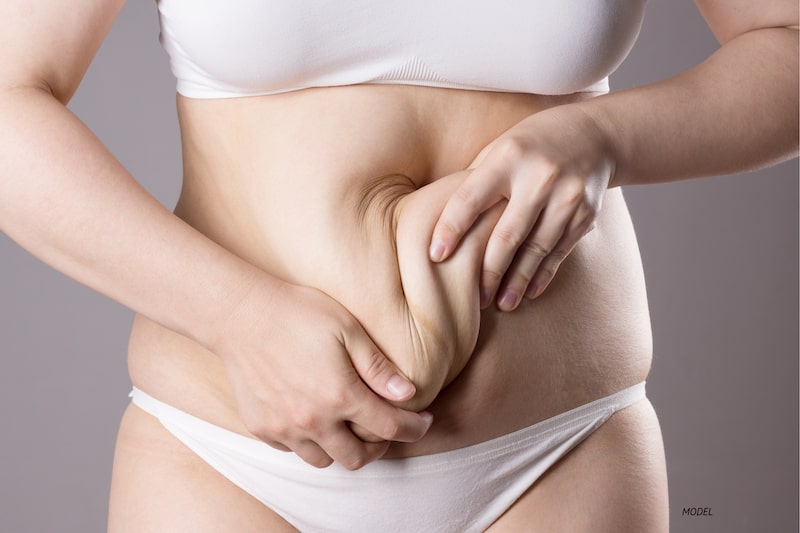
[292,440,334,469]
[339,323,433,442]
[347,387,434,443]
[525,209,596,300]
[429,168,506,263]
[320,427,391,470]
[493,201,575,311]
[342,323,417,402]
[348,421,384,443]
[262,440,292,453]
[479,193,545,308]
[524,253,565,301]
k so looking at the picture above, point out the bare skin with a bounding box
[430,1,799,312]
[0,0,795,531]
[110,85,656,531]
[125,85,655,445]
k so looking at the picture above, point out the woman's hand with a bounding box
[429,104,616,311]
[213,277,433,470]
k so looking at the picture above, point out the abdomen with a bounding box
[127,85,652,456]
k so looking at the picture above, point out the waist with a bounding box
[128,85,652,455]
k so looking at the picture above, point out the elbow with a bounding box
[0,69,76,107]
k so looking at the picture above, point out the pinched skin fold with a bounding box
[127,88,654,461]
[343,171,502,412]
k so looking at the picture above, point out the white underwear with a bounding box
[130,381,646,532]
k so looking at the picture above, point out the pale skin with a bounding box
[0,1,797,532]
[431,1,799,312]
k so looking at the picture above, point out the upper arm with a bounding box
[695,0,798,44]
[0,0,126,103]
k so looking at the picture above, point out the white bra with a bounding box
[156,0,647,99]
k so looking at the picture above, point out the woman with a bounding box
[1,1,796,532]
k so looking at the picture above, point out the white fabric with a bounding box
[155,0,647,99]
[130,382,646,532]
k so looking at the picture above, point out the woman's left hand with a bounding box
[429,103,617,311]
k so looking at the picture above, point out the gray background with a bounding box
[1,2,797,532]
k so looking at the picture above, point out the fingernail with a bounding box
[387,374,415,399]
[498,289,519,311]
[429,238,446,262]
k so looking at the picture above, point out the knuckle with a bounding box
[520,238,551,259]
[495,225,525,248]
[293,408,321,434]
[326,386,351,411]
[360,349,392,386]
[548,248,569,262]
[495,136,528,162]
[437,220,464,243]
[482,267,504,285]
[507,272,534,293]
[538,257,563,279]
[381,417,402,440]
[562,181,588,207]
[537,265,557,283]
[537,160,561,185]
[452,185,482,215]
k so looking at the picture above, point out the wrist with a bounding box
[194,260,284,359]
[571,99,624,188]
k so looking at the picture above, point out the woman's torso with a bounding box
[127,84,652,458]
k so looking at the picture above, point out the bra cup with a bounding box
[155,0,647,98]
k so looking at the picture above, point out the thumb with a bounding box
[344,328,416,402]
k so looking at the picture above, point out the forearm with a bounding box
[0,87,275,351]
[580,26,798,187]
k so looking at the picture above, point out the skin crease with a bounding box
[0,0,796,531]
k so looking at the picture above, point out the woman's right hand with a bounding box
[213,277,434,470]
